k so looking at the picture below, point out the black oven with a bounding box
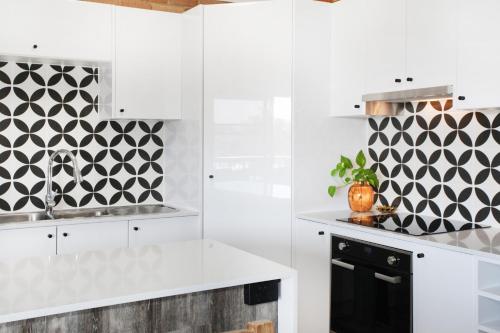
[330,235,412,333]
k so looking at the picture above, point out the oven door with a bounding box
[330,258,412,333]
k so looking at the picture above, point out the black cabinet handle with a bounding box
[458,96,466,101]
[417,253,425,258]
[133,227,139,231]
[318,231,325,236]
[120,109,125,113]
[354,104,360,109]
[395,78,402,83]
[208,175,214,179]
[48,234,53,239]
[406,77,413,82]
[33,44,38,49]
[62,232,68,237]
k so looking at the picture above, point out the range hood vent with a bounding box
[363,85,454,116]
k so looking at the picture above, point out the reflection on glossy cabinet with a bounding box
[0,0,113,62]
[330,0,366,117]
[456,0,500,109]
[129,216,201,247]
[413,245,475,333]
[294,219,330,333]
[57,221,129,255]
[114,6,182,120]
[0,226,56,259]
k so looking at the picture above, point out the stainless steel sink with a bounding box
[0,205,180,225]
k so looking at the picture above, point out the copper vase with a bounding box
[348,182,375,212]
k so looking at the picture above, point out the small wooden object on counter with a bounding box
[246,320,275,333]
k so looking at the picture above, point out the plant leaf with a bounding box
[344,177,351,183]
[331,168,338,176]
[339,168,346,177]
[356,150,366,168]
[328,186,337,197]
[341,155,353,169]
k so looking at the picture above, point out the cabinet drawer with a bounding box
[129,216,200,247]
[0,226,56,259]
[57,221,128,255]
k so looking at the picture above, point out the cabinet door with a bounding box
[0,227,56,259]
[115,6,182,119]
[406,0,457,89]
[0,0,112,62]
[331,0,366,117]
[294,219,330,333]
[42,0,113,62]
[57,221,128,255]
[363,0,406,93]
[413,245,475,333]
[203,2,292,266]
[456,0,500,109]
[129,216,201,247]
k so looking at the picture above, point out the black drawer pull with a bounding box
[458,96,466,101]
[47,234,53,239]
[395,78,402,83]
[406,77,413,82]
[417,253,425,258]
[133,227,139,231]
[354,104,360,109]
[62,232,69,237]
[318,231,325,236]
[120,109,125,113]
[33,44,38,49]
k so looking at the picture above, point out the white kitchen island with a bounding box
[0,239,297,332]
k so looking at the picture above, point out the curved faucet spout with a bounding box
[45,149,84,218]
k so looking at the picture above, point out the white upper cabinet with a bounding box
[363,0,406,93]
[330,0,366,117]
[0,0,113,62]
[456,0,500,109]
[114,6,182,120]
[406,0,457,89]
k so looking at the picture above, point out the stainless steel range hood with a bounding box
[363,85,454,116]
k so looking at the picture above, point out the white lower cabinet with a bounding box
[57,221,129,255]
[413,244,475,333]
[129,216,201,247]
[294,219,331,333]
[0,226,56,259]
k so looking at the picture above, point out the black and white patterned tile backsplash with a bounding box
[368,100,499,226]
[0,61,164,213]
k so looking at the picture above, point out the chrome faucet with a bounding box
[45,149,83,219]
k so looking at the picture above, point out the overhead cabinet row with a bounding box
[0,0,184,120]
[331,0,500,116]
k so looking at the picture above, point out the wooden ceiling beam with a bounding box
[83,0,228,13]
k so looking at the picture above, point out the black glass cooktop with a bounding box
[336,213,490,236]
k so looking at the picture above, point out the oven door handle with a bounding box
[331,258,402,285]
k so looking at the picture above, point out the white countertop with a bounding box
[0,239,296,324]
[0,205,199,231]
[297,210,500,260]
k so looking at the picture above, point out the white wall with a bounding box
[292,0,367,214]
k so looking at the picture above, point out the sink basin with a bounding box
[0,205,180,225]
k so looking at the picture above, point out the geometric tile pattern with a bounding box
[0,61,164,213]
[368,99,499,226]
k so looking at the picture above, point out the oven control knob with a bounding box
[387,255,400,266]
[338,242,349,251]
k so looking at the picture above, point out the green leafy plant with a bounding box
[328,150,379,197]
